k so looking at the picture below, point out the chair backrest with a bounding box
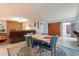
[24,35,33,47]
[50,36,58,48]
[41,33,48,35]
[27,33,33,35]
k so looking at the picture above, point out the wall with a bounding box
[73,21,79,32]
[23,21,48,34]
[48,22,60,35]
[7,21,23,34]
[23,22,33,30]
[39,21,48,34]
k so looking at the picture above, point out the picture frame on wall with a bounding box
[38,21,39,29]
[33,21,39,29]
[34,22,36,27]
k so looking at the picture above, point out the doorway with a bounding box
[61,22,72,37]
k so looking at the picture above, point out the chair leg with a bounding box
[51,49,54,56]
[27,46,32,56]
[5,39,8,44]
[54,48,57,56]
[51,48,57,56]
[39,47,42,56]
[36,46,42,56]
[7,48,11,56]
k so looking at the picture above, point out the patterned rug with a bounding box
[59,45,79,56]
[7,42,66,56]
[17,46,66,56]
[56,47,66,56]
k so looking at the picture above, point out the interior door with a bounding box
[48,22,60,35]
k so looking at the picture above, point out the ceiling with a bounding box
[0,3,78,22]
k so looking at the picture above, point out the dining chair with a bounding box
[24,35,41,56]
[40,36,59,56]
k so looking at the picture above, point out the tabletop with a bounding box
[32,34,53,43]
[32,34,64,46]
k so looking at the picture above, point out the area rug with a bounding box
[59,45,79,56]
[56,47,67,56]
[17,46,66,56]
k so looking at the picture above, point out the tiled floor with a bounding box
[0,36,79,56]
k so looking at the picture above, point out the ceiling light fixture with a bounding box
[11,17,28,22]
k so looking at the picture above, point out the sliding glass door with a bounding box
[61,19,79,37]
[61,22,72,37]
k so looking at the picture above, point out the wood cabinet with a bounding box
[7,21,23,34]
[0,21,23,43]
[0,33,7,42]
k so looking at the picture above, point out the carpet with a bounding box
[56,47,66,56]
[59,45,79,56]
[17,46,66,56]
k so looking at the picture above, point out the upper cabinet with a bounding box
[7,21,23,34]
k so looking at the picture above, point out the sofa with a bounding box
[8,30,36,43]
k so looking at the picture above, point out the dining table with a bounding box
[23,34,64,56]
[32,34,52,43]
[32,34,63,46]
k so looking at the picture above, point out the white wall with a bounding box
[73,21,79,32]
[38,21,48,34]
[23,21,48,34]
